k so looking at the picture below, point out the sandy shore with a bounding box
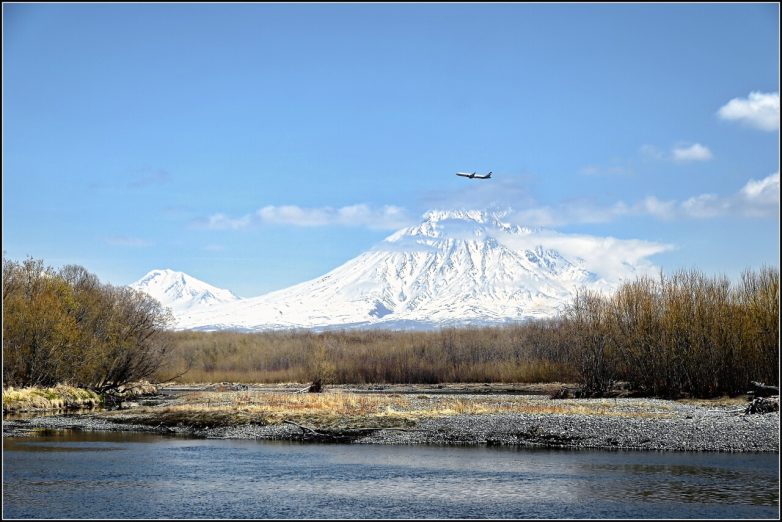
[3,385,778,452]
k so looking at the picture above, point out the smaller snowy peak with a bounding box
[131,269,240,313]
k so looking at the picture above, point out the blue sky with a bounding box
[3,3,779,297]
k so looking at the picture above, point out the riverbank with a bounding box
[2,384,778,452]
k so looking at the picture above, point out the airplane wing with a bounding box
[455,172,471,177]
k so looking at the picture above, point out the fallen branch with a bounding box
[749,381,780,397]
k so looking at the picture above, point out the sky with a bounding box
[3,2,779,297]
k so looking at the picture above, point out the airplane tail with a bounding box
[486,171,492,178]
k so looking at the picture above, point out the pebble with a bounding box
[3,396,778,453]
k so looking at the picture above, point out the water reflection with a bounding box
[3,432,779,519]
[3,408,103,421]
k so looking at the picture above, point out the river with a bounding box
[3,431,779,519]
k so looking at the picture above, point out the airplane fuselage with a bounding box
[456,171,492,179]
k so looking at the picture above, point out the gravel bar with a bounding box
[3,395,778,452]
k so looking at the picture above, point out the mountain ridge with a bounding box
[131,210,657,331]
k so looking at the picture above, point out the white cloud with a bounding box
[499,228,673,284]
[106,236,151,247]
[198,172,779,234]
[680,194,728,219]
[257,204,412,230]
[680,172,779,219]
[740,171,780,205]
[511,196,677,227]
[717,91,780,131]
[640,144,665,160]
[512,172,778,226]
[512,202,618,228]
[205,213,253,230]
[256,205,332,227]
[512,206,561,227]
[639,142,712,163]
[736,172,780,218]
[672,143,713,162]
[637,196,677,220]
[200,204,413,231]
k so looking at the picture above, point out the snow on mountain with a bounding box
[150,209,648,331]
[130,269,240,315]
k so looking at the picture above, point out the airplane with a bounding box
[456,171,492,179]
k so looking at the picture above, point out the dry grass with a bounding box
[677,396,748,408]
[2,385,101,413]
[111,390,674,429]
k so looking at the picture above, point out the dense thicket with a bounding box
[566,267,779,397]
[3,257,172,390]
[163,323,577,385]
[162,267,778,398]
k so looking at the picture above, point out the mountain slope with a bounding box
[168,210,622,331]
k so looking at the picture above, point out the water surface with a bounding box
[3,431,779,519]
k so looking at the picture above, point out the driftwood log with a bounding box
[295,378,323,394]
[748,381,779,398]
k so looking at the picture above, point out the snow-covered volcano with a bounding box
[133,210,665,331]
[130,268,240,315]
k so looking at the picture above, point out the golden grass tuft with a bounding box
[2,385,101,413]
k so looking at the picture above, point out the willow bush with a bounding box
[562,267,779,397]
[3,257,172,391]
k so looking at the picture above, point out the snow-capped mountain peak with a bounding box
[130,269,240,313]
[130,209,665,331]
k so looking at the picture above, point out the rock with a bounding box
[744,396,779,415]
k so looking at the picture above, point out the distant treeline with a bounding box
[161,266,778,398]
[161,323,577,386]
[3,257,172,391]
